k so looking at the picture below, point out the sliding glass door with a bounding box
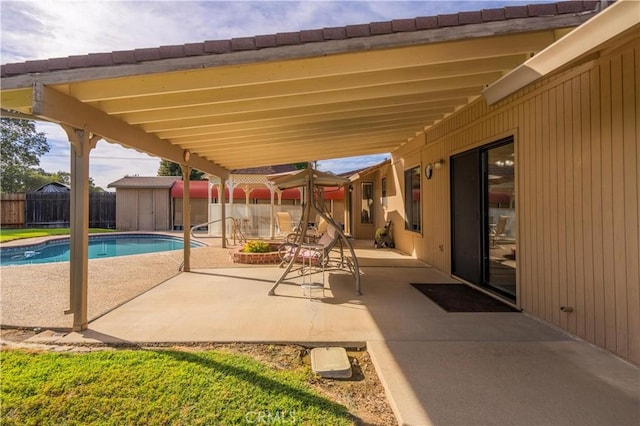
[451,149,482,284]
[451,137,516,301]
[483,141,516,299]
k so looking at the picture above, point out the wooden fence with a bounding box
[1,193,25,227]
[1,192,116,228]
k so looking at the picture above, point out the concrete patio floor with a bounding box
[15,240,637,426]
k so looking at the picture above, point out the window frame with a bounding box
[381,177,387,209]
[404,166,422,232]
[360,181,374,224]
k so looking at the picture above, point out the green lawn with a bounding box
[1,348,353,425]
[0,228,114,243]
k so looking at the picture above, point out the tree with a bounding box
[22,169,104,192]
[157,159,204,180]
[292,162,309,170]
[1,118,49,192]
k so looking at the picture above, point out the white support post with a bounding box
[62,125,99,332]
[269,185,275,239]
[228,176,235,206]
[220,177,227,248]
[181,165,191,272]
[244,185,251,205]
[207,176,212,236]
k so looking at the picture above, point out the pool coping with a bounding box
[0,231,209,265]
[0,231,208,248]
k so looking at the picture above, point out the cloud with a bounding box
[2,1,553,63]
[35,122,161,191]
[318,153,389,174]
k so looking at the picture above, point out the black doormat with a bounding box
[410,283,519,312]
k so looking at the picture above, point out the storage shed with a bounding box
[107,176,179,231]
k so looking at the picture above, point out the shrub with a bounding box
[242,240,272,253]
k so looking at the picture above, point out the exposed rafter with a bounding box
[1,4,596,172]
[30,84,229,178]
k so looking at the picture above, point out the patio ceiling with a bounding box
[0,3,597,177]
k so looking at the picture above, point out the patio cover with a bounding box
[0,2,599,174]
[0,1,604,330]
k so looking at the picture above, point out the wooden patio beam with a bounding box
[31,83,229,179]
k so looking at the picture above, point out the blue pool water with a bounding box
[1,234,205,266]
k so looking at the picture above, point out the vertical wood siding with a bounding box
[115,189,139,231]
[153,189,171,230]
[412,38,639,363]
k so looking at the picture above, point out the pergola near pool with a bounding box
[0,1,607,330]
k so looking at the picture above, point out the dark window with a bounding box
[404,166,421,232]
[381,177,387,209]
[361,182,373,223]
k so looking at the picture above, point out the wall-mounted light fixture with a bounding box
[426,159,445,180]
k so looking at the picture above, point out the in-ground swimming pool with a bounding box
[0,233,205,266]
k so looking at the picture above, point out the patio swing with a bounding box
[267,167,361,296]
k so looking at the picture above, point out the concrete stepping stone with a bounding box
[310,347,352,379]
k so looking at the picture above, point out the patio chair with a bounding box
[277,222,341,267]
[490,215,509,248]
[276,212,296,238]
[315,216,328,236]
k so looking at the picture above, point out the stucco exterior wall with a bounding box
[387,35,639,363]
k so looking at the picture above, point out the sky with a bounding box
[1,0,552,190]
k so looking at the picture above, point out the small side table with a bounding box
[301,243,325,299]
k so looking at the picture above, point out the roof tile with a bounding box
[48,57,70,70]
[582,1,599,11]
[5,62,26,75]
[482,8,506,22]
[529,3,558,16]
[204,39,231,54]
[255,34,277,48]
[134,48,161,62]
[557,1,586,13]
[416,16,438,29]
[112,50,137,64]
[323,26,347,40]
[345,24,370,38]
[505,5,528,18]
[184,43,205,56]
[276,32,301,45]
[459,11,483,25]
[300,29,324,42]
[159,45,185,59]
[370,21,393,35]
[0,1,600,77]
[68,55,90,68]
[392,19,417,32]
[25,60,50,73]
[230,37,256,51]
[88,53,114,66]
[437,13,459,27]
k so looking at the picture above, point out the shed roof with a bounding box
[33,182,70,192]
[1,1,599,176]
[107,176,181,189]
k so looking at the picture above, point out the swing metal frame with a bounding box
[267,167,361,296]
